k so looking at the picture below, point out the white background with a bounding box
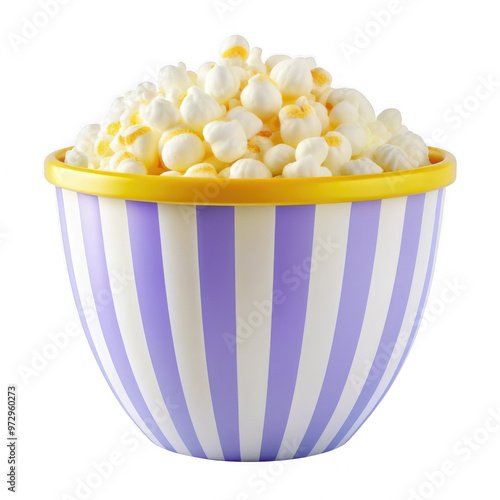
[2,0,499,499]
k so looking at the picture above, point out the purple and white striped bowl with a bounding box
[46,148,456,461]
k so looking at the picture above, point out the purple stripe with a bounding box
[336,189,444,446]
[77,193,174,451]
[259,205,316,461]
[294,200,381,459]
[56,188,130,420]
[196,206,240,461]
[325,193,426,452]
[126,201,206,459]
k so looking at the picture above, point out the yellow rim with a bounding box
[45,147,456,205]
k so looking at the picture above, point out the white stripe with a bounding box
[157,204,224,460]
[310,196,407,455]
[277,203,351,459]
[336,190,440,448]
[234,206,276,461]
[61,189,161,447]
[98,196,189,455]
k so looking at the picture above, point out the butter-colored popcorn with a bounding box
[108,151,148,175]
[184,163,218,178]
[247,47,267,73]
[203,119,248,163]
[220,35,250,66]
[335,123,368,156]
[329,100,361,129]
[323,131,353,175]
[341,157,383,175]
[229,158,272,178]
[65,148,89,168]
[204,155,230,173]
[158,63,193,96]
[94,131,114,158]
[377,108,402,133]
[160,126,205,173]
[226,106,263,139]
[295,137,329,165]
[270,58,314,98]
[240,74,283,120]
[205,65,241,103]
[311,67,332,97]
[263,144,296,176]
[388,131,429,167]
[75,124,100,156]
[141,96,180,133]
[282,155,332,178]
[116,125,160,171]
[244,136,274,160]
[373,144,413,172]
[279,96,322,147]
[180,87,223,132]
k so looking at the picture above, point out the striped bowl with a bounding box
[45,147,456,461]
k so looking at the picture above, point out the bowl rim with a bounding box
[45,146,456,205]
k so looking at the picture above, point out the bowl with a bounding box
[45,147,456,461]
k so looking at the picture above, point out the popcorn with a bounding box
[226,106,263,139]
[158,63,193,95]
[244,135,274,160]
[282,155,332,178]
[341,157,383,176]
[220,35,250,66]
[66,35,433,179]
[65,148,88,168]
[279,96,322,147]
[240,74,283,120]
[108,151,148,175]
[180,87,223,132]
[329,100,361,129]
[184,163,218,178]
[265,54,290,73]
[204,65,240,103]
[377,108,402,133]
[311,101,330,133]
[117,125,160,171]
[323,131,353,175]
[229,159,272,178]
[311,67,332,97]
[160,126,205,173]
[203,119,248,163]
[335,123,368,156]
[263,144,296,176]
[75,124,100,155]
[388,131,429,167]
[246,47,267,73]
[295,137,329,165]
[141,96,180,133]
[373,144,413,172]
[322,88,376,124]
[270,58,314,98]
